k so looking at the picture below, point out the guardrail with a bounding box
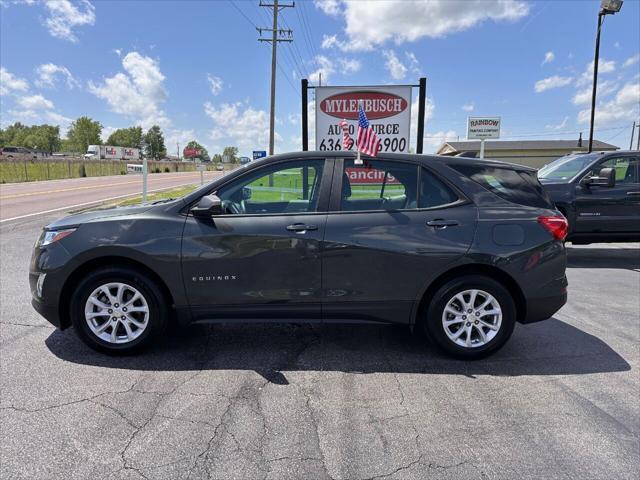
[0,158,232,183]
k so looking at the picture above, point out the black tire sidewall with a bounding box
[424,275,516,359]
[70,267,167,354]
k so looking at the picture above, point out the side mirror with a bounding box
[242,186,252,200]
[584,167,616,187]
[192,194,223,218]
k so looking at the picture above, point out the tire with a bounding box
[423,275,516,360]
[70,266,168,354]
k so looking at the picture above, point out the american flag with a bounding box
[339,119,354,150]
[357,105,381,157]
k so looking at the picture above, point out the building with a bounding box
[436,139,619,168]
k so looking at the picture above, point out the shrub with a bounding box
[79,164,86,177]
[164,167,170,173]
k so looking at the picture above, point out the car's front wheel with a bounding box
[423,275,516,359]
[70,266,168,354]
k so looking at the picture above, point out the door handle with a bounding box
[286,223,318,232]
[626,192,640,196]
[426,219,459,229]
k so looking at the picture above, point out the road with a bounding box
[0,171,222,222]
[0,209,638,479]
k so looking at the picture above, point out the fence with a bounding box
[0,158,224,183]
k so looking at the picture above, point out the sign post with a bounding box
[142,156,148,202]
[467,117,501,159]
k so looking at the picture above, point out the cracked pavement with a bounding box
[1,214,639,479]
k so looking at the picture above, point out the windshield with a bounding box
[537,154,599,182]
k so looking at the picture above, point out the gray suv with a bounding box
[30,152,568,359]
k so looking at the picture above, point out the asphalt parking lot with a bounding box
[1,214,638,480]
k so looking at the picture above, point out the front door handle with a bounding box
[427,219,459,229]
[626,191,640,196]
[286,223,318,233]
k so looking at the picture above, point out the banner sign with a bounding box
[346,167,400,185]
[467,117,501,139]
[184,147,201,158]
[315,85,412,153]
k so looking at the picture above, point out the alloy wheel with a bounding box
[84,282,149,344]
[441,289,502,348]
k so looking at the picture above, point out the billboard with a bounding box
[315,85,412,153]
[184,147,201,158]
[467,117,501,139]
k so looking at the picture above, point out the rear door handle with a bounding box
[427,219,459,228]
[286,223,318,232]
[626,192,640,196]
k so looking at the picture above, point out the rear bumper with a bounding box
[521,274,568,324]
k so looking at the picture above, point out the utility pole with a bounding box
[258,0,294,156]
[630,122,636,150]
[177,141,180,160]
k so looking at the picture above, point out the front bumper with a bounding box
[31,297,64,329]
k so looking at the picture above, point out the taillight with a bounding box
[538,215,568,241]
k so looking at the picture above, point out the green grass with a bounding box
[116,184,199,206]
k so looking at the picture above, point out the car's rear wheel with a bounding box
[70,267,168,354]
[423,275,516,359]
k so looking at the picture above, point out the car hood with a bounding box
[46,204,153,230]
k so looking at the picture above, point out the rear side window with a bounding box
[452,164,554,208]
[419,168,459,208]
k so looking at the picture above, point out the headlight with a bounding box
[38,228,76,246]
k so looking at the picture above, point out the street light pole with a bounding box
[588,12,604,153]
[588,0,624,153]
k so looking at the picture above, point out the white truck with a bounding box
[84,145,140,160]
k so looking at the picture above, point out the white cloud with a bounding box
[462,102,474,112]
[425,130,458,151]
[338,58,361,74]
[164,129,197,155]
[545,116,568,130]
[288,112,301,126]
[43,0,95,42]
[572,80,618,106]
[534,75,573,93]
[204,101,282,152]
[309,55,335,84]
[577,81,640,127]
[16,94,54,110]
[5,108,72,133]
[383,50,407,80]
[623,54,639,68]
[542,51,555,65]
[316,0,529,51]
[88,51,169,128]
[0,67,29,95]
[314,0,342,16]
[35,63,79,88]
[404,51,420,75]
[410,95,435,148]
[577,58,616,85]
[207,74,223,95]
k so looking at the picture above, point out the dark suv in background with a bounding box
[538,151,640,244]
[30,152,568,359]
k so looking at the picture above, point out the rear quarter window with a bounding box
[452,164,554,209]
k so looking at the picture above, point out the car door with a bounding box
[574,156,640,233]
[322,158,477,325]
[181,158,333,322]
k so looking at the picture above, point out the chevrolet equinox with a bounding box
[30,152,568,359]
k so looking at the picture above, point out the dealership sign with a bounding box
[315,86,412,153]
[467,117,501,139]
[183,147,201,158]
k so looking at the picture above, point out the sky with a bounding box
[0,0,639,157]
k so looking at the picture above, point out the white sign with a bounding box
[196,164,207,171]
[315,85,412,153]
[467,117,501,139]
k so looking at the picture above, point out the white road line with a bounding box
[0,183,201,224]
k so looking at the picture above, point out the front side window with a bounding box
[584,157,639,184]
[217,160,324,215]
[341,159,418,211]
[538,153,599,182]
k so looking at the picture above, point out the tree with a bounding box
[184,140,208,161]
[107,126,143,149]
[223,146,239,163]
[143,125,166,160]
[66,116,102,153]
[0,122,60,153]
